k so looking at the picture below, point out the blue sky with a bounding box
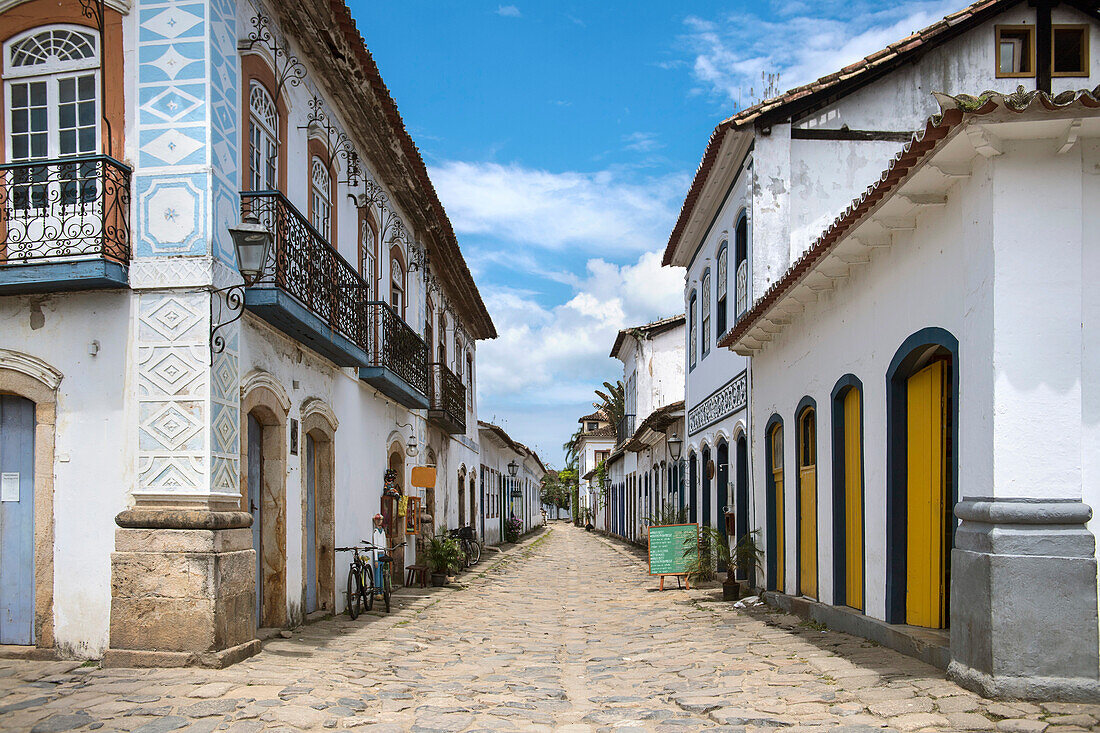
[350,0,960,467]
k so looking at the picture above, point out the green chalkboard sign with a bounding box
[648,524,698,576]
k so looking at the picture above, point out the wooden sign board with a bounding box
[648,523,698,590]
[410,466,436,488]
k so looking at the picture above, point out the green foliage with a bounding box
[425,532,462,575]
[539,473,571,509]
[593,380,626,429]
[562,427,582,469]
[645,501,688,529]
[732,529,765,584]
[681,526,731,583]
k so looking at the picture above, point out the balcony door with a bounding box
[4,27,100,261]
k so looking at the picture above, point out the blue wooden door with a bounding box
[304,434,317,614]
[0,395,35,645]
[247,413,263,625]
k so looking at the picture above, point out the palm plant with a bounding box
[593,380,626,428]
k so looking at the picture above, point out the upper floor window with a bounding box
[1053,25,1089,77]
[425,298,435,357]
[309,155,331,237]
[701,269,712,358]
[466,351,474,409]
[688,290,698,369]
[360,210,378,299]
[390,256,405,316]
[455,338,464,379]
[248,81,277,190]
[735,212,749,317]
[587,421,598,432]
[996,25,1033,77]
[438,312,448,364]
[995,24,1089,79]
[716,242,728,337]
[6,27,99,163]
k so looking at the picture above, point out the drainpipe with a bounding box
[1031,0,1055,94]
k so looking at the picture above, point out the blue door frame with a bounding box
[0,395,35,645]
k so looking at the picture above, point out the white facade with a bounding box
[478,422,546,543]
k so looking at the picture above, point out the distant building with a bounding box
[575,409,615,525]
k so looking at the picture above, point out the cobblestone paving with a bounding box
[3,524,1100,732]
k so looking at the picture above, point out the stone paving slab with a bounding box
[2,523,1100,732]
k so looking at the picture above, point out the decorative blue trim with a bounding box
[885,327,960,625]
[764,412,784,591]
[830,374,866,610]
[0,260,128,294]
[794,396,818,598]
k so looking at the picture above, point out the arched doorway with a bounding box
[831,376,864,611]
[796,399,818,599]
[701,445,712,529]
[688,452,698,524]
[887,328,958,629]
[1,395,35,645]
[387,445,406,582]
[301,403,336,616]
[765,416,785,592]
[458,466,467,528]
[716,440,729,570]
[241,378,289,630]
[469,473,477,534]
[734,434,749,581]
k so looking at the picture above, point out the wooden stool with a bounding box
[405,564,429,588]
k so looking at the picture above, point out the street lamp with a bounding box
[667,431,683,462]
[507,459,518,478]
[211,215,274,362]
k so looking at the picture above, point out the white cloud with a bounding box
[622,131,663,153]
[495,4,521,18]
[681,0,960,106]
[476,250,684,405]
[429,160,688,254]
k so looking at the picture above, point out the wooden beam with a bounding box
[791,127,914,143]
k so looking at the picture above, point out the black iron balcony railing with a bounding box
[617,413,636,446]
[364,300,429,396]
[241,190,428,396]
[0,155,131,263]
[429,362,466,433]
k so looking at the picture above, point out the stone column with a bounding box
[949,138,1099,701]
[104,0,257,667]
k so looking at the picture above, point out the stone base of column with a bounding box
[105,510,259,668]
[950,499,1100,702]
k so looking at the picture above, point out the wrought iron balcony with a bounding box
[617,413,636,446]
[241,190,372,367]
[0,155,131,293]
[428,362,466,434]
[240,191,429,409]
[360,301,429,409]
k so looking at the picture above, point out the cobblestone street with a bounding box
[3,524,1098,733]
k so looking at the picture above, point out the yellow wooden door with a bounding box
[774,471,785,589]
[844,389,863,610]
[906,360,947,628]
[799,465,817,598]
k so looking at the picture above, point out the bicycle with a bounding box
[446,526,481,568]
[335,545,373,619]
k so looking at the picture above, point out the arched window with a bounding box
[688,290,698,369]
[766,416,785,591]
[424,298,435,358]
[5,27,99,164]
[797,403,818,599]
[389,256,405,316]
[310,155,331,237]
[716,242,728,337]
[735,212,749,317]
[360,209,378,298]
[455,337,464,380]
[701,269,712,358]
[466,351,474,409]
[248,81,278,191]
[438,312,448,365]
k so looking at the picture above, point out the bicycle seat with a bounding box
[379,554,393,563]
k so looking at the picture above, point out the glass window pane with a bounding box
[11,110,28,134]
[60,104,75,129]
[77,74,94,98]
[79,126,95,152]
[79,101,95,124]
[12,136,28,160]
[58,77,74,102]
[60,129,76,155]
[12,83,27,107]
[30,133,47,158]
[30,81,46,106]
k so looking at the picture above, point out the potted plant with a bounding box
[425,533,461,586]
[682,527,723,585]
[730,529,765,599]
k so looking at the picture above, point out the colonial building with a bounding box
[575,409,614,525]
[603,315,685,544]
[667,0,1100,701]
[478,421,546,544]
[0,0,493,665]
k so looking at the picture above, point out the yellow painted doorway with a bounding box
[843,389,863,610]
[905,360,948,628]
[798,409,817,599]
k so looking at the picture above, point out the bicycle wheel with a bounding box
[383,569,392,613]
[363,564,375,612]
[467,540,481,565]
[346,566,361,620]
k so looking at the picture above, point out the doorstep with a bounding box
[0,644,59,661]
[762,591,950,670]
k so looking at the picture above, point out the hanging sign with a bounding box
[647,523,698,590]
[411,466,436,488]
